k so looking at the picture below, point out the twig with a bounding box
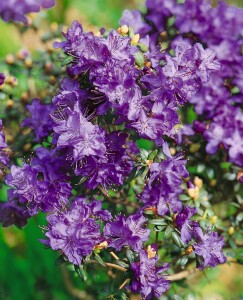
[60,264,94,300]
[119,278,130,290]
[166,268,199,281]
[105,262,127,272]
[110,251,119,260]
[88,259,127,273]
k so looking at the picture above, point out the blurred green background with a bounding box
[0,0,243,299]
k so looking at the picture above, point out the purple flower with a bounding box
[146,0,177,32]
[0,189,30,228]
[0,73,5,85]
[74,197,112,221]
[175,206,199,243]
[0,0,55,23]
[102,30,137,62]
[104,213,150,252]
[120,10,151,37]
[53,102,106,161]
[148,154,189,191]
[52,78,87,109]
[130,248,170,299]
[42,200,101,265]
[141,185,182,216]
[5,149,72,216]
[193,232,226,270]
[75,131,132,190]
[54,21,110,76]
[21,99,54,142]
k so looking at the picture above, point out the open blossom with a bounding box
[0,0,55,23]
[5,147,72,215]
[104,213,150,252]
[53,102,106,161]
[42,200,101,265]
[175,206,199,243]
[193,231,226,270]
[21,99,54,142]
[0,189,30,228]
[130,248,170,299]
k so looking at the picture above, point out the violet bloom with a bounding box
[148,154,189,192]
[52,78,87,109]
[54,102,106,161]
[0,73,5,85]
[54,21,110,76]
[0,189,30,228]
[120,10,151,37]
[104,214,150,252]
[175,206,199,243]
[74,197,112,221]
[5,152,72,216]
[146,0,177,32]
[0,0,55,23]
[42,200,101,265]
[193,232,226,270]
[130,248,170,299]
[21,99,54,142]
[75,131,132,190]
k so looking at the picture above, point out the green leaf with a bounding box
[126,249,134,263]
[55,254,67,266]
[134,51,144,68]
[179,194,190,201]
[127,167,137,183]
[74,265,87,282]
[165,226,174,238]
[148,149,158,160]
[137,43,148,53]
[172,232,182,248]
[149,219,167,226]
[116,260,129,268]
[94,253,106,268]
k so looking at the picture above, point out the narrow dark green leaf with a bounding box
[74,265,87,282]
[94,253,106,268]
[126,249,134,263]
[55,254,67,266]
[148,149,158,160]
[165,226,173,238]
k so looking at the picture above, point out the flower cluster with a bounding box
[0,0,237,299]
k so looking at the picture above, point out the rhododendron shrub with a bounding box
[0,1,242,299]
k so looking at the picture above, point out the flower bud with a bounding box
[194,176,203,189]
[6,54,15,65]
[49,75,56,85]
[210,179,217,187]
[186,245,194,255]
[23,143,32,152]
[6,99,14,109]
[118,25,129,35]
[131,34,140,46]
[25,57,33,68]
[94,241,108,250]
[187,185,199,200]
[228,226,234,235]
[210,216,217,225]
